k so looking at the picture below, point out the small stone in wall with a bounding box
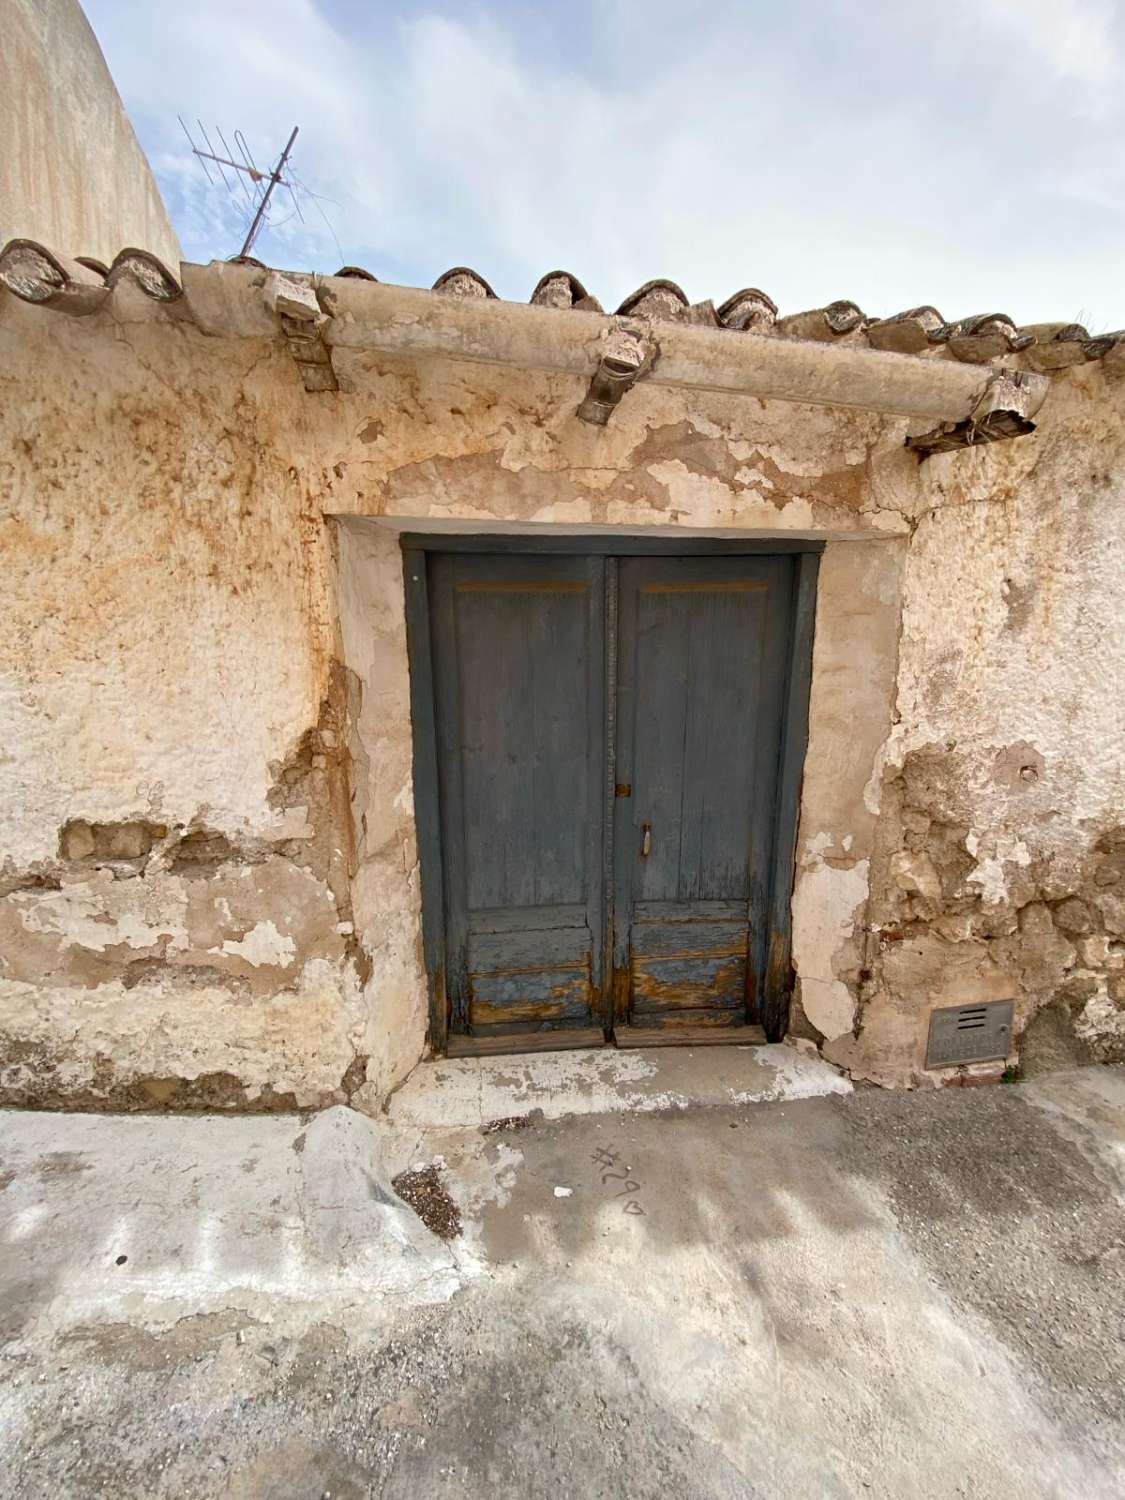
[1052,898,1093,937]
[889,850,942,903]
[59,819,167,862]
[60,820,95,860]
[1094,890,1125,940]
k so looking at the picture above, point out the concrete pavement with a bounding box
[1,1049,1123,1498]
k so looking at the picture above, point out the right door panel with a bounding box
[613,555,794,1034]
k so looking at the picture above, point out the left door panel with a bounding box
[429,552,606,1040]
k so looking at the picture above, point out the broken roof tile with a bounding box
[0,238,109,314]
[1017,323,1093,371]
[686,298,721,327]
[777,300,866,341]
[906,407,1037,457]
[1095,333,1125,374]
[1081,331,1120,359]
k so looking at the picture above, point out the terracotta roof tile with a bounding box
[106,248,182,301]
[616,279,690,320]
[4,236,1124,382]
[530,269,590,308]
[716,287,777,332]
[865,307,944,355]
[777,300,867,341]
[432,266,497,299]
[933,313,1033,363]
[1019,323,1095,372]
[0,239,108,314]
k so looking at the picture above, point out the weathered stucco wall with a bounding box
[1,279,1122,1108]
[834,374,1125,1083]
[1,0,181,267]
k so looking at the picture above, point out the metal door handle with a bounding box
[640,823,652,858]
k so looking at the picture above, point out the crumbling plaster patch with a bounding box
[789,538,906,1044]
[0,957,364,1111]
[334,520,430,1100]
[320,346,901,533]
[791,852,870,1040]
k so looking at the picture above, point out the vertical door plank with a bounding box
[614,556,795,1032]
[429,554,602,1037]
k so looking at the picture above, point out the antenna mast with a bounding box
[178,120,302,258]
[237,126,299,258]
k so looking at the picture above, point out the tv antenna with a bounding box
[178,120,301,258]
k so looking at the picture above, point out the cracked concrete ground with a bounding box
[1,1049,1124,1498]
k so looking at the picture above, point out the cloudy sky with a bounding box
[85,0,1125,328]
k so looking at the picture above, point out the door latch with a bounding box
[640,823,652,858]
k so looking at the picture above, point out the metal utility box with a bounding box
[926,1000,1014,1069]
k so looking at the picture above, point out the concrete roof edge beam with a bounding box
[181,261,1051,426]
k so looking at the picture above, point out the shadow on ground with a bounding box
[0,1067,1123,1499]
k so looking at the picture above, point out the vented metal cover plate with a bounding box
[926,1000,1014,1069]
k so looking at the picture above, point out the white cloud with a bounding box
[84,0,1125,326]
[968,0,1120,94]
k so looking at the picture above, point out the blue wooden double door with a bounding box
[423,547,806,1051]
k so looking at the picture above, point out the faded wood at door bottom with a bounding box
[615,1023,768,1049]
[446,1028,607,1058]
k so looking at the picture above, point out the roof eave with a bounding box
[178,259,1049,430]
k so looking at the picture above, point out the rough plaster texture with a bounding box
[1,0,181,268]
[828,365,1125,1085]
[1,280,1123,1107]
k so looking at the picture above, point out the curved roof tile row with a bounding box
[2,238,1122,376]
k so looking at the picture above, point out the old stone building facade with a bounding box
[1,242,1123,1110]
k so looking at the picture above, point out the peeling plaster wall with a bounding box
[791,539,906,1045]
[0,295,362,1109]
[1,285,1123,1107]
[828,368,1125,1085]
